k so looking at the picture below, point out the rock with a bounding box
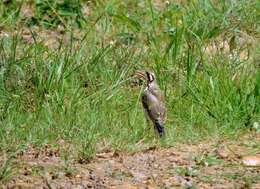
[242,155,260,166]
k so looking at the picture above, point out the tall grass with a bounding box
[0,0,259,162]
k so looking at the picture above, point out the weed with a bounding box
[0,153,14,182]
[0,0,259,164]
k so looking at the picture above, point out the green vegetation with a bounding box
[0,0,259,162]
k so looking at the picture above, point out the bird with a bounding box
[134,70,166,137]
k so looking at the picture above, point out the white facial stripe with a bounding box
[144,71,155,83]
[148,73,154,82]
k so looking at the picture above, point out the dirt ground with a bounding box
[1,133,260,189]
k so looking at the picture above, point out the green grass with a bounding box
[0,0,259,163]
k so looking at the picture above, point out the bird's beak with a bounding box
[134,70,146,80]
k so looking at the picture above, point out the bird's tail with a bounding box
[154,121,165,137]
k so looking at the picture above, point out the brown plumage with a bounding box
[135,70,166,137]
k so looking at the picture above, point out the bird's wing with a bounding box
[142,91,166,124]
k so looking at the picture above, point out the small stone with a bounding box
[75,174,82,178]
[242,156,260,166]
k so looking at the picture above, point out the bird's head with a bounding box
[134,70,156,84]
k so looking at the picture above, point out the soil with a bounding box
[1,134,259,189]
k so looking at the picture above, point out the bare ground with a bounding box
[1,133,259,189]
